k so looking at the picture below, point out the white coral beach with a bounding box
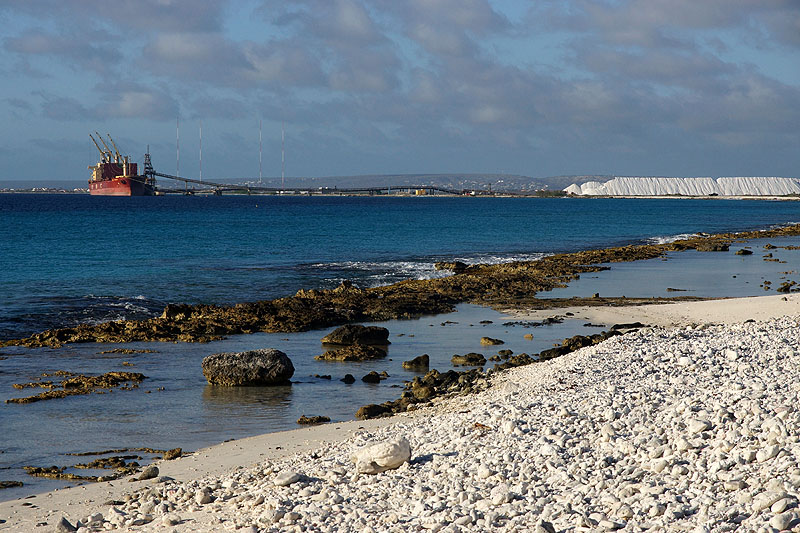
[3,294,800,532]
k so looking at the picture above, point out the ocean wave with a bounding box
[646,233,701,245]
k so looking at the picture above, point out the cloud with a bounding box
[34,85,178,121]
[4,28,122,74]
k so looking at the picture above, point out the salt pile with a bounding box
[69,316,800,532]
[565,176,800,196]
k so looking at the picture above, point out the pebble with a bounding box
[67,316,800,533]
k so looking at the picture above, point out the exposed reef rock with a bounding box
[4,225,800,348]
[321,325,391,345]
[201,349,294,386]
[315,344,387,362]
[6,371,146,404]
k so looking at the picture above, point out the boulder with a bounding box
[735,249,753,255]
[480,337,504,346]
[297,415,330,425]
[321,325,390,345]
[201,349,294,386]
[341,374,356,384]
[355,404,392,419]
[351,436,411,474]
[362,371,382,383]
[451,353,487,366]
[402,354,430,370]
[315,344,387,361]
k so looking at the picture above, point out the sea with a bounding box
[1,194,799,499]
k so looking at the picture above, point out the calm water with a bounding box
[1,194,799,499]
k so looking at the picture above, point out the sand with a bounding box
[2,293,799,531]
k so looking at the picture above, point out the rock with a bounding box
[321,325,390,345]
[341,374,356,384]
[523,333,534,340]
[695,242,730,252]
[163,448,182,460]
[770,512,793,530]
[451,353,486,366]
[351,436,411,474]
[315,344,387,361]
[195,489,213,504]
[534,520,556,533]
[201,349,294,386]
[137,465,159,481]
[362,371,382,384]
[56,517,78,532]
[355,404,392,419]
[480,337,504,346]
[688,419,712,434]
[434,261,468,273]
[274,470,301,486]
[735,249,753,255]
[402,354,430,370]
[297,415,330,425]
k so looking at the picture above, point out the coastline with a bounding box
[3,293,800,531]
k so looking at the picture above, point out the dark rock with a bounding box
[163,448,182,461]
[297,415,330,425]
[777,281,797,293]
[765,243,776,249]
[379,371,389,379]
[479,320,493,324]
[451,353,486,366]
[488,355,501,362]
[610,322,646,331]
[402,354,430,370]
[0,481,23,489]
[341,374,356,384]
[434,261,468,273]
[498,349,513,356]
[137,465,159,481]
[201,349,294,386]
[315,344,386,361]
[696,242,730,252]
[362,371,382,384]
[355,404,392,420]
[56,517,78,533]
[321,325,390,345]
[735,249,753,255]
[480,337,504,346]
[314,374,332,380]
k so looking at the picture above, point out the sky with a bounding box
[1,0,798,182]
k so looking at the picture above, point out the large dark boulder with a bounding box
[202,349,294,386]
[321,325,390,346]
[402,354,430,370]
[315,344,387,361]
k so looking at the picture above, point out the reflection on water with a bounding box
[202,384,294,410]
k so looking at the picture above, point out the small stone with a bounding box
[162,514,181,526]
[56,517,78,533]
[770,511,793,531]
[688,419,712,434]
[137,465,159,481]
[757,445,780,462]
[195,489,213,505]
[274,471,301,486]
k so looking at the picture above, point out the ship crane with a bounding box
[106,134,122,163]
[88,134,110,163]
[95,132,117,163]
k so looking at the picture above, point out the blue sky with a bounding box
[1,0,798,182]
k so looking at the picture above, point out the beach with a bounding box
[3,293,800,531]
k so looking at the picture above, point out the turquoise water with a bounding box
[1,194,800,500]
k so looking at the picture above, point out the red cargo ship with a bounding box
[88,133,155,196]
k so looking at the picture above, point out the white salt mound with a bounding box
[566,176,800,196]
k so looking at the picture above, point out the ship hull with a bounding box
[89,176,154,196]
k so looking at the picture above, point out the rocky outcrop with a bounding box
[434,261,469,273]
[6,371,146,404]
[321,325,390,345]
[201,349,294,386]
[5,225,800,349]
[451,353,487,366]
[315,345,387,361]
[402,354,429,370]
[297,415,330,425]
[480,336,504,346]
